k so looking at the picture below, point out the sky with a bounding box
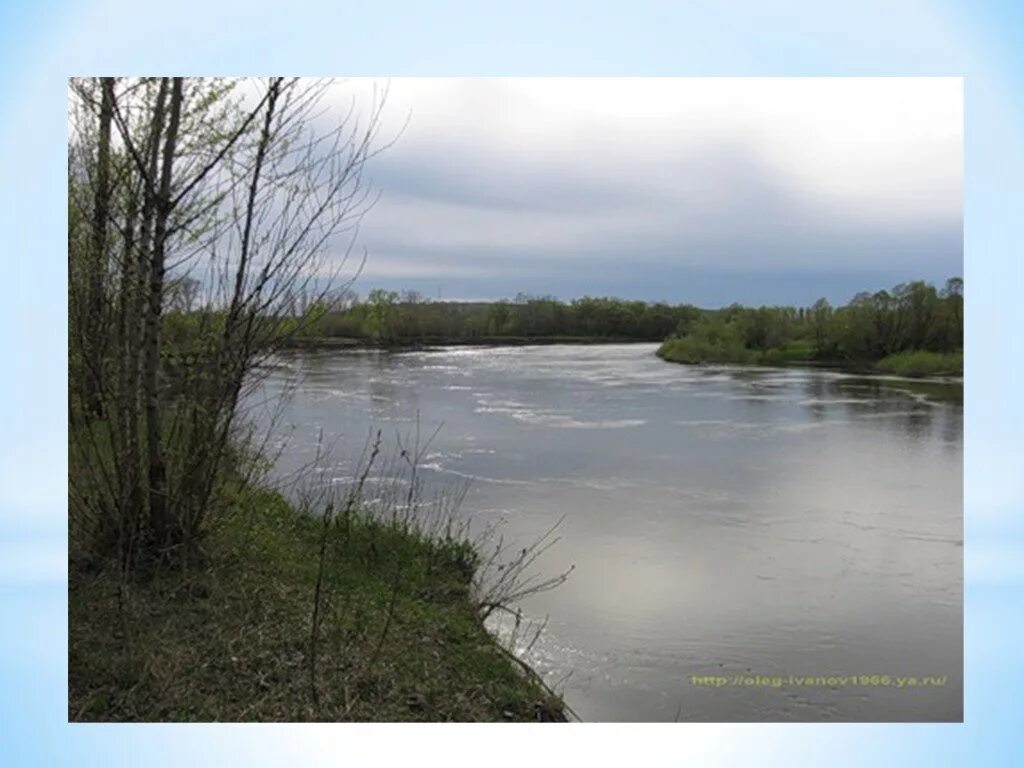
[329,77,962,307]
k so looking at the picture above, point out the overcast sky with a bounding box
[334,78,961,307]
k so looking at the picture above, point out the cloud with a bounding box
[324,78,962,304]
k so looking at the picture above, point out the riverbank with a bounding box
[656,338,963,379]
[69,486,566,722]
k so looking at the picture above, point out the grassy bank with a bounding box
[874,350,963,378]
[656,337,815,367]
[69,487,566,722]
[657,338,962,379]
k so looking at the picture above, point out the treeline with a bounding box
[298,290,702,343]
[658,278,963,376]
[294,280,963,377]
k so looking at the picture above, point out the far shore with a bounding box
[282,335,660,350]
[280,335,963,387]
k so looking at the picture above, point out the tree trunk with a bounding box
[145,77,183,549]
[84,77,114,417]
[115,170,142,564]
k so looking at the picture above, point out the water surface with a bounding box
[252,343,962,722]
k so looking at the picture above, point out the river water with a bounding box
[251,343,962,722]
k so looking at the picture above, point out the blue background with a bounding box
[1,0,1019,764]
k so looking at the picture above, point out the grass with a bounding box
[656,336,753,365]
[659,337,962,381]
[756,341,815,366]
[657,338,816,367]
[874,350,963,378]
[69,486,566,722]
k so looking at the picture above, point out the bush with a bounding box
[875,350,963,378]
[657,335,752,365]
[657,314,754,364]
[757,340,814,366]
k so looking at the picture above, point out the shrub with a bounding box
[875,350,963,378]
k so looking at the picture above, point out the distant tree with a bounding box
[487,300,511,335]
[942,277,963,349]
[809,298,833,356]
[367,288,400,342]
[400,289,427,304]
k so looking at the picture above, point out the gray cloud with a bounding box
[329,78,962,306]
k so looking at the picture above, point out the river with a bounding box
[250,343,962,722]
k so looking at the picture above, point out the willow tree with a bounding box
[68,77,390,569]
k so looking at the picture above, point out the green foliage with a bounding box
[758,341,814,366]
[296,292,704,344]
[69,488,565,722]
[292,279,963,370]
[830,280,962,361]
[875,350,963,378]
[366,288,400,342]
[656,278,963,375]
[657,314,752,364]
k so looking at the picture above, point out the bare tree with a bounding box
[81,77,114,416]
[68,77,392,568]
